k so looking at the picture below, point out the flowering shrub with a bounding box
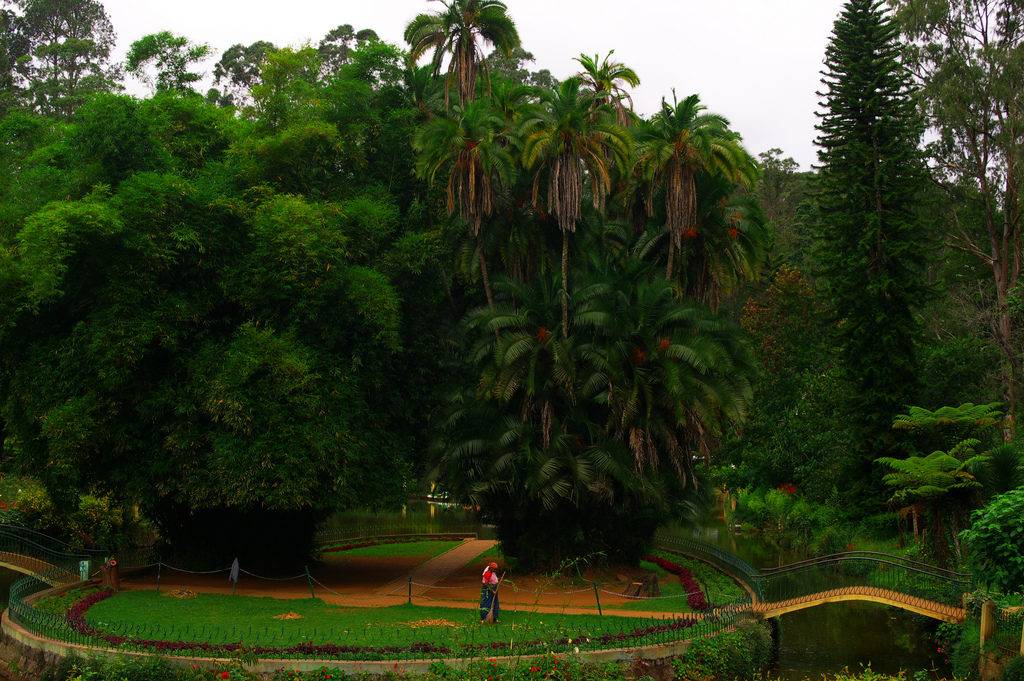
[643,555,709,611]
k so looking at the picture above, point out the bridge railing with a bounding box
[654,531,764,601]
[652,532,971,610]
[755,552,971,608]
[0,523,156,581]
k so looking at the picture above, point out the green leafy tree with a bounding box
[318,24,378,76]
[414,100,514,307]
[520,77,630,335]
[960,487,1024,592]
[815,0,930,478]
[0,6,27,115]
[209,40,276,107]
[8,0,119,117]
[248,46,322,132]
[404,0,520,107]
[635,93,756,282]
[126,31,211,93]
[891,0,1024,437]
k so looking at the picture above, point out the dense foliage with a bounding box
[0,37,455,564]
[0,0,1019,576]
[960,487,1024,592]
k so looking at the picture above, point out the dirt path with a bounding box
[375,538,496,597]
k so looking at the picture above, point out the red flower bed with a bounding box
[63,590,699,659]
[644,554,709,611]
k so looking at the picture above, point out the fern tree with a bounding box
[815,0,930,483]
[877,440,985,564]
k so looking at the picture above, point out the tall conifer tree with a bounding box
[815,0,928,482]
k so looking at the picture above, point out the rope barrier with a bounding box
[598,588,692,601]
[159,563,231,575]
[238,568,307,582]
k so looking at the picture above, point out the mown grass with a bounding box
[33,586,101,615]
[324,540,461,560]
[84,590,694,652]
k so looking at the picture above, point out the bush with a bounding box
[961,488,1024,593]
[940,620,980,681]
[1004,657,1024,681]
[671,620,773,680]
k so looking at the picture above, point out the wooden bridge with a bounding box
[656,534,970,623]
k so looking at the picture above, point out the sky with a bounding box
[101,0,848,169]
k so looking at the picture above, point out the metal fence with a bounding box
[654,532,971,610]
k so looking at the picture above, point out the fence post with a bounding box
[407,576,413,605]
[592,581,602,616]
[155,561,162,593]
[979,600,996,650]
[305,565,315,599]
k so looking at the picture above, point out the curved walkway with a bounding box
[375,538,497,596]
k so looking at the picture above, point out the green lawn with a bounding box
[81,590,703,658]
[324,539,461,560]
[462,543,505,570]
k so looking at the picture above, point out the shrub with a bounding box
[1003,657,1024,681]
[671,620,773,680]
[961,488,1024,593]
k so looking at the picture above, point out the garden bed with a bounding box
[60,589,713,661]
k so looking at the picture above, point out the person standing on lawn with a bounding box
[479,561,500,623]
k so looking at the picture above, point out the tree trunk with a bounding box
[561,230,570,337]
[666,235,675,281]
[478,239,495,309]
[992,257,1019,441]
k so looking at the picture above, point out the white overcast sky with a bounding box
[101,0,847,168]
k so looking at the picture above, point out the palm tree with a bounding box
[636,93,757,280]
[520,77,631,336]
[675,173,769,306]
[404,0,521,108]
[574,51,640,125]
[415,100,515,307]
[576,263,755,476]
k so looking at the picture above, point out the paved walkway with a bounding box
[375,538,497,597]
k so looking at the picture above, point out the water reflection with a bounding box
[773,601,945,680]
